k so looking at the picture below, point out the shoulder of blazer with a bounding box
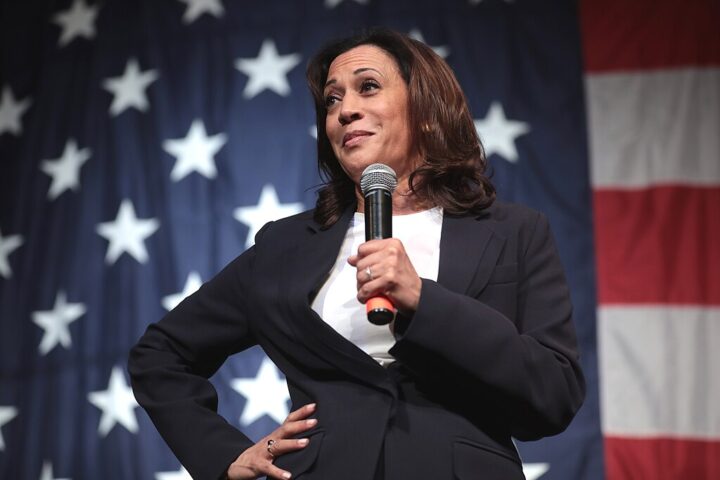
[252,208,318,245]
[475,199,547,242]
[269,208,317,230]
[257,206,358,244]
[479,199,541,225]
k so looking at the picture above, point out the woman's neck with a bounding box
[354,176,431,215]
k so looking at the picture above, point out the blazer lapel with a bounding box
[279,206,396,395]
[437,211,506,296]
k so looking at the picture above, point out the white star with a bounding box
[155,466,192,480]
[102,58,159,116]
[32,291,86,355]
[96,199,160,265]
[163,119,227,182]
[0,86,32,136]
[234,39,302,99]
[40,139,91,200]
[233,184,304,249]
[52,0,100,47]
[39,461,71,480]
[230,358,290,426]
[87,366,139,437]
[178,0,224,23]
[0,406,18,451]
[523,463,550,480]
[325,0,369,8]
[0,229,24,279]
[162,271,202,311]
[474,101,530,163]
[408,29,450,59]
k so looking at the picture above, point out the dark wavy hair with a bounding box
[306,28,495,228]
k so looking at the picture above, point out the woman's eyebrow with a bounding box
[353,67,383,76]
[325,67,384,88]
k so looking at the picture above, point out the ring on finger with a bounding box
[267,439,276,458]
[365,266,373,281]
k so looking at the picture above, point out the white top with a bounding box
[311,207,443,367]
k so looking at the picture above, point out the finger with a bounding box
[354,239,404,271]
[359,238,404,256]
[268,438,310,457]
[277,417,318,437]
[356,239,387,257]
[355,251,393,279]
[357,260,399,287]
[356,245,401,269]
[284,403,316,423]
[262,461,292,479]
[355,262,378,284]
[357,279,390,304]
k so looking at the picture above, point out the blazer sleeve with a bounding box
[128,243,260,480]
[389,211,586,441]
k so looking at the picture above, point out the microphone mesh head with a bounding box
[360,163,397,195]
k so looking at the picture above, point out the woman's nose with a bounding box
[338,95,363,126]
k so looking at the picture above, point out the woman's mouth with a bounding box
[342,131,373,147]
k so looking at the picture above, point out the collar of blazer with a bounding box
[300,202,506,297]
[274,203,506,393]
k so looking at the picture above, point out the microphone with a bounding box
[359,163,398,325]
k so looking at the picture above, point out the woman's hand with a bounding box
[348,238,422,313]
[226,403,317,479]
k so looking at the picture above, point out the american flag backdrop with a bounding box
[0,0,716,479]
[582,0,720,478]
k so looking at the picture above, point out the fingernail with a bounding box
[298,438,309,446]
[283,472,291,479]
[307,403,316,409]
[307,418,317,425]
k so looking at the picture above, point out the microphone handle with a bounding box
[364,189,392,240]
[364,189,396,325]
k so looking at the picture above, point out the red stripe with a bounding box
[593,186,720,305]
[580,0,720,72]
[605,436,720,480]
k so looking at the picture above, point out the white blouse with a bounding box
[311,207,443,366]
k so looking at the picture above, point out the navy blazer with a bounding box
[128,200,585,480]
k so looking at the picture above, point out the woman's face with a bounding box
[324,45,417,185]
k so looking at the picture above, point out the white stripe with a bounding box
[586,68,720,188]
[599,305,720,438]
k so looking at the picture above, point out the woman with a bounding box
[129,28,585,480]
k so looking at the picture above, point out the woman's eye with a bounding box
[360,80,379,92]
[325,94,339,107]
